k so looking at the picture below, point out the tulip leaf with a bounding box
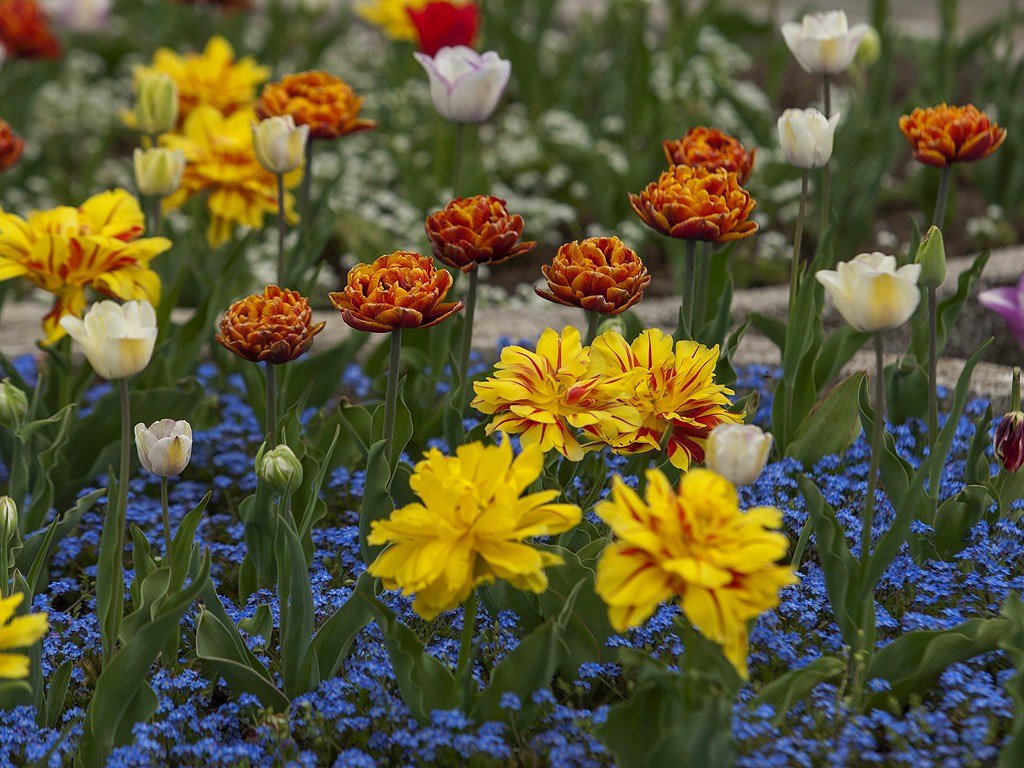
[170,492,211,593]
[276,517,315,698]
[931,485,995,559]
[861,617,1008,711]
[355,579,459,724]
[883,355,930,424]
[237,604,274,648]
[909,249,990,362]
[359,439,395,567]
[284,333,369,410]
[965,405,994,487]
[752,656,846,726]
[127,524,159,624]
[42,659,73,730]
[294,426,340,540]
[96,471,123,666]
[298,572,374,693]
[786,372,865,466]
[238,471,277,598]
[18,488,103,598]
[999,596,1024,767]
[748,312,786,351]
[812,325,871,392]
[21,403,76,533]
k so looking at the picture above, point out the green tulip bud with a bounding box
[915,225,946,289]
[0,380,28,429]
[257,444,304,496]
[134,72,179,136]
[855,25,881,69]
[0,497,17,542]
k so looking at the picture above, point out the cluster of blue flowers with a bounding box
[0,356,1018,766]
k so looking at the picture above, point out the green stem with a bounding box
[301,139,315,224]
[107,376,132,665]
[455,590,478,707]
[927,286,938,448]
[266,363,278,447]
[1012,367,1021,412]
[679,239,697,337]
[161,476,172,583]
[584,310,600,347]
[458,269,479,410]
[276,172,286,286]
[452,123,465,197]
[789,170,810,316]
[862,333,885,564]
[820,75,832,247]
[694,242,711,332]
[822,74,831,118]
[932,165,952,229]
[384,329,402,466]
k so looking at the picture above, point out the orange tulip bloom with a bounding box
[329,251,463,333]
[256,71,376,141]
[424,195,535,273]
[899,104,1006,168]
[0,0,60,59]
[0,120,25,173]
[663,127,756,185]
[629,165,757,243]
[535,236,650,315]
[216,286,325,364]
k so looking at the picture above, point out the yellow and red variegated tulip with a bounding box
[0,189,169,345]
[594,468,797,679]
[535,236,649,315]
[899,103,1006,168]
[629,165,757,243]
[424,195,535,273]
[663,127,756,185]
[588,328,741,470]
[329,251,463,333]
[256,71,376,141]
[216,286,325,365]
[0,120,25,174]
[471,326,641,462]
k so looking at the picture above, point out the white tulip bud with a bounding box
[251,115,309,175]
[134,72,179,136]
[705,423,773,486]
[257,444,304,496]
[135,419,193,477]
[0,496,17,542]
[133,147,186,198]
[0,380,28,429]
[414,46,511,124]
[778,108,841,169]
[781,11,872,75]
[815,252,922,332]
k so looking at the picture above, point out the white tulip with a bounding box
[41,0,111,34]
[414,46,511,123]
[781,10,872,75]
[706,423,773,487]
[815,253,922,333]
[134,419,193,477]
[59,300,157,380]
[133,147,186,198]
[777,108,840,169]
[251,115,309,175]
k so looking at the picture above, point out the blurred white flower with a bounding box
[414,46,511,123]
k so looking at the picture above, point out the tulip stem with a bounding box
[932,165,951,229]
[266,363,278,448]
[694,242,711,333]
[107,376,132,665]
[149,196,163,238]
[789,170,810,316]
[678,239,697,338]
[584,310,600,347]
[301,139,315,224]
[276,172,287,286]
[452,123,465,196]
[820,74,832,252]
[927,285,938,449]
[161,477,172,584]
[863,333,885,562]
[458,269,479,410]
[455,589,478,707]
[384,329,402,467]
[1013,367,1021,412]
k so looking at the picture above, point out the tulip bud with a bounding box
[855,25,882,69]
[414,46,511,123]
[135,419,193,477]
[133,147,186,198]
[0,380,28,429]
[777,108,841,169]
[915,226,946,289]
[258,444,304,495]
[0,497,16,542]
[994,411,1024,474]
[59,300,158,380]
[251,115,309,175]
[815,252,922,333]
[134,72,179,136]
[705,423,773,486]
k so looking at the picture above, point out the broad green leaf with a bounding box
[359,439,395,566]
[170,493,211,593]
[999,596,1024,767]
[238,477,277,597]
[752,656,845,725]
[42,659,73,729]
[812,325,870,392]
[237,604,274,648]
[931,485,995,559]
[298,572,374,692]
[276,518,315,698]
[18,488,103,598]
[294,426,340,540]
[786,372,865,466]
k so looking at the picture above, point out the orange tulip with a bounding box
[216,285,325,364]
[256,71,376,141]
[0,0,60,59]
[629,165,757,243]
[424,195,535,273]
[899,103,1006,168]
[663,127,756,185]
[535,236,650,315]
[329,251,463,333]
[0,120,25,173]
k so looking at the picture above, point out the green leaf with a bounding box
[276,518,315,698]
[20,404,76,533]
[786,372,865,466]
[748,312,786,351]
[359,440,395,567]
[999,596,1024,767]
[238,475,277,597]
[931,485,995,559]
[862,617,1008,711]
[18,488,103,598]
[883,356,930,424]
[42,659,73,729]
[965,405,994,487]
[96,472,122,664]
[752,656,845,725]
[812,326,870,392]
[355,578,458,724]
[910,249,990,361]
[170,492,211,593]
[294,426,340,540]
[283,334,369,409]
[237,604,274,648]
[298,572,374,693]
[127,524,158,619]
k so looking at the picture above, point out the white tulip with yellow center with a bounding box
[59,300,157,380]
[781,10,872,75]
[815,252,921,332]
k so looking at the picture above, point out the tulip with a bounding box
[777,108,840,169]
[414,46,511,123]
[0,497,16,542]
[0,380,27,429]
[40,0,111,33]
[978,274,1024,348]
[257,444,304,495]
[781,10,871,75]
[134,419,192,478]
[133,147,186,198]
[995,411,1024,474]
[915,225,946,290]
[815,253,921,333]
[59,300,157,380]
[705,423,773,486]
[251,115,310,175]
[0,119,24,174]
[134,72,179,136]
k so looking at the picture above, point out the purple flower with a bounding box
[979,274,1024,347]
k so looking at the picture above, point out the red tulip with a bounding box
[407,1,479,57]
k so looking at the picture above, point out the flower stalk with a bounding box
[276,172,286,285]
[301,140,314,223]
[458,269,478,409]
[820,75,832,242]
[681,238,697,336]
[862,333,885,564]
[266,363,278,448]
[585,309,600,347]
[160,476,172,583]
[384,328,403,466]
[789,170,810,315]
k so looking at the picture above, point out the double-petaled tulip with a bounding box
[535,236,650,315]
[134,419,193,477]
[979,274,1024,348]
[995,410,1024,474]
[663,127,756,185]
[251,115,309,175]
[781,10,871,75]
[424,195,535,273]
[629,165,757,243]
[777,108,840,169]
[133,72,179,137]
[899,103,1006,168]
[0,120,24,174]
[705,423,773,486]
[59,300,157,380]
[256,71,375,141]
[815,252,921,332]
[414,46,511,123]
[330,251,463,333]
[216,286,325,364]
[133,147,186,198]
